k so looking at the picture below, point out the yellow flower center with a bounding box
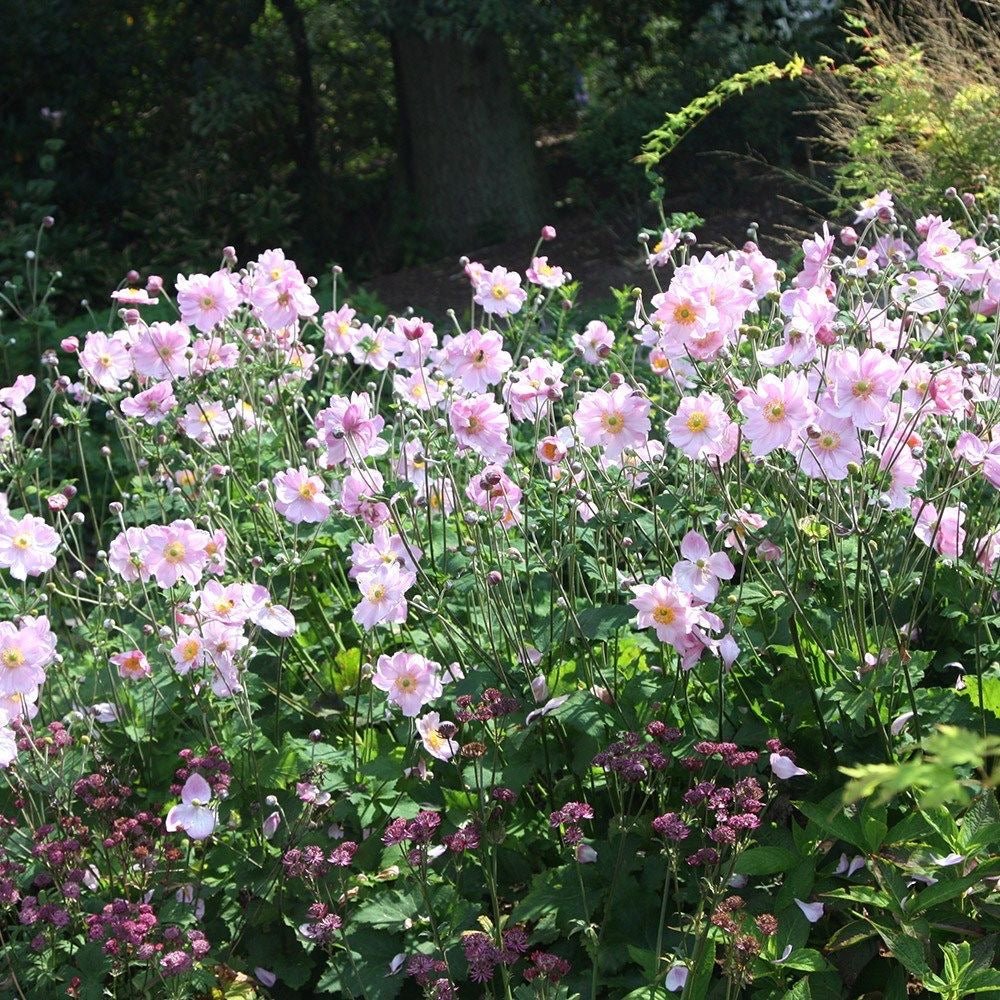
[763,401,786,423]
[13,534,31,550]
[163,541,186,563]
[674,304,696,325]
[368,584,387,602]
[602,412,625,434]
[652,606,676,625]
[491,285,508,300]
[298,481,318,500]
[852,379,873,399]
[685,411,708,433]
[1,648,25,668]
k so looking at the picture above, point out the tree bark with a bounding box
[390,29,546,252]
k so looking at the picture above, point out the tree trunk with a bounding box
[390,29,546,253]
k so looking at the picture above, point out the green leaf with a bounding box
[576,605,635,641]
[734,846,799,876]
[780,978,812,1000]
[353,888,422,928]
[776,948,831,972]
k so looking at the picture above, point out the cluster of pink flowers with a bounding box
[0,616,56,767]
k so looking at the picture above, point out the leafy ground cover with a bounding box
[0,188,999,999]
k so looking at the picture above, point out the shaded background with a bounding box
[1,0,844,313]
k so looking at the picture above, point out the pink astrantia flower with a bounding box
[738,372,816,456]
[912,499,966,562]
[353,563,416,630]
[144,520,210,588]
[630,577,696,645]
[797,416,862,481]
[574,384,651,460]
[372,652,442,717]
[120,382,177,425]
[572,320,614,364]
[110,649,152,681]
[0,514,59,580]
[79,331,133,390]
[474,266,526,317]
[672,531,735,603]
[176,270,240,333]
[273,467,332,524]
[666,393,730,460]
[416,711,458,760]
[449,395,512,462]
[166,773,217,841]
[526,256,568,289]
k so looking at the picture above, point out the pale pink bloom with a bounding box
[322,304,360,355]
[854,189,895,224]
[170,632,205,675]
[392,317,438,371]
[891,271,947,314]
[120,382,177,424]
[797,416,861,481]
[0,514,59,580]
[536,435,568,466]
[572,320,614,364]
[917,217,970,281]
[251,275,318,329]
[574,384,651,460]
[792,223,835,290]
[794,899,824,923]
[648,349,695,388]
[504,357,565,421]
[341,468,390,526]
[353,563,415,630]
[630,577,696,645]
[422,478,457,516]
[254,248,299,285]
[879,441,923,510]
[665,963,689,993]
[395,441,431,486]
[273,467,331,524]
[166,773,217,840]
[734,242,779,299]
[526,256,568,289]
[79,331,133,390]
[0,616,56,695]
[464,260,487,285]
[0,686,39,723]
[912,500,966,562]
[444,329,513,393]
[826,348,902,430]
[0,724,16,769]
[927,368,965,416]
[719,509,766,552]
[954,431,988,465]
[200,620,248,671]
[191,335,240,376]
[842,246,879,277]
[770,753,809,779]
[348,525,422,579]
[349,323,402,371]
[474,266,526,316]
[666,392,730,460]
[211,660,243,698]
[416,711,458,760]
[976,530,1000,573]
[372,652,442,716]
[0,375,35,416]
[647,228,681,267]
[108,526,152,583]
[760,286,835,365]
[672,531,735,603]
[110,649,151,681]
[176,270,240,333]
[466,463,522,523]
[111,287,159,306]
[131,322,192,380]
[394,368,444,411]
[196,581,254,625]
[315,393,388,466]
[738,372,816,456]
[144,520,210,588]
[650,286,717,350]
[179,400,234,445]
[204,529,228,576]
[262,811,282,840]
[449,394,512,462]
[245,584,296,637]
